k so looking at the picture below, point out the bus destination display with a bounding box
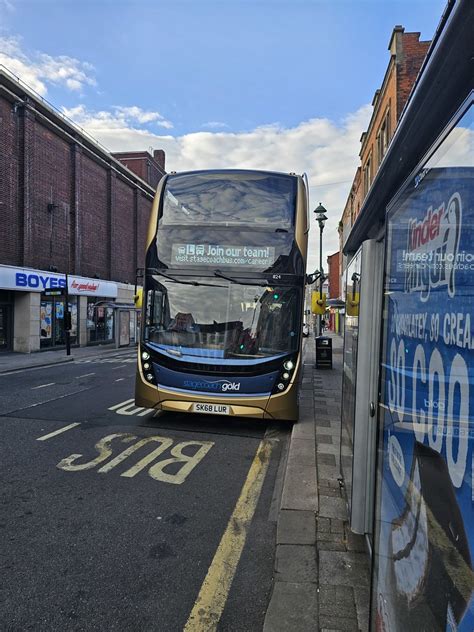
[171,243,276,267]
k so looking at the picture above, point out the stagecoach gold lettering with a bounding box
[56,433,214,484]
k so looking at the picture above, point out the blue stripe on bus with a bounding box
[148,342,285,365]
[152,362,279,395]
[157,384,271,398]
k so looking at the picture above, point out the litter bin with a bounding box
[315,336,332,369]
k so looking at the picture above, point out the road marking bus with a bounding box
[56,432,214,484]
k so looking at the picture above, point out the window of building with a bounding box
[40,295,78,349]
[377,109,391,166]
[0,291,13,351]
[87,297,114,344]
[363,154,372,197]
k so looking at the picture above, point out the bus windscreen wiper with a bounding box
[149,269,224,288]
[213,269,267,286]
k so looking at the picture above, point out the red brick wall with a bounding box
[0,90,155,284]
[113,177,136,282]
[80,154,110,279]
[327,252,340,299]
[112,151,165,190]
[396,33,431,118]
[118,156,147,182]
[30,121,72,272]
[0,96,20,265]
[137,193,151,269]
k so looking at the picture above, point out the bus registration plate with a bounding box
[192,403,230,415]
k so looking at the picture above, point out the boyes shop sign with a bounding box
[0,266,118,298]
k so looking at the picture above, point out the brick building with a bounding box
[0,67,165,352]
[337,26,430,310]
[326,251,340,299]
[325,251,341,332]
[112,150,166,191]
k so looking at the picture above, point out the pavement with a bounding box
[263,333,370,632]
[0,343,136,374]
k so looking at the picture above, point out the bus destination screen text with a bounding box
[171,243,276,267]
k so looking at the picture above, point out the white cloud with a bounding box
[63,103,371,273]
[0,36,96,95]
[202,121,230,129]
[114,105,173,128]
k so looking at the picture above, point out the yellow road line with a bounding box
[37,422,81,441]
[183,439,274,632]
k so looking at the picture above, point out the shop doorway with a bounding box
[0,303,13,351]
[87,299,114,344]
[40,296,78,349]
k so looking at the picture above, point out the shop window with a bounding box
[40,295,78,349]
[0,291,13,351]
[87,298,114,344]
[341,252,362,506]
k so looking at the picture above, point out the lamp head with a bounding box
[313,202,328,225]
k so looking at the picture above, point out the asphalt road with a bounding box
[0,353,289,632]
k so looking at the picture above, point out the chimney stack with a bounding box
[153,149,166,172]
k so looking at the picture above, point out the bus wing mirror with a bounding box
[306,271,322,285]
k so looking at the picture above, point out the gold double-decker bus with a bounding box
[135,169,309,421]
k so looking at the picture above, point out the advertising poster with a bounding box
[70,303,78,336]
[40,302,52,339]
[119,311,130,347]
[55,301,64,319]
[87,303,95,329]
[374,161,473,631]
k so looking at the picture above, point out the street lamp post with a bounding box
[313,203,328,336]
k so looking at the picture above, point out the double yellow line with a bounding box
[184,439,274,632]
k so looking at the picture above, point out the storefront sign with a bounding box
[68,278,117,298]
[375,165,473,630]
[0,265,118,298]
[170,243,276,267]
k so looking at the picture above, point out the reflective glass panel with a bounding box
[144,276,301,359]
[161,171,296,228]
[372,105,474,631]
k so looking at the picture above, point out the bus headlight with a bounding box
[282,372,290,380]
[142,351,150,361]
[143,362,150,370]
[283,360,294,371]
[146,373,154,382]
[277,382,285,391]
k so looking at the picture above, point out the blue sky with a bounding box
[0,0,446,269]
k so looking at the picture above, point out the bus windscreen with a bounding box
[144,276,300,359]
